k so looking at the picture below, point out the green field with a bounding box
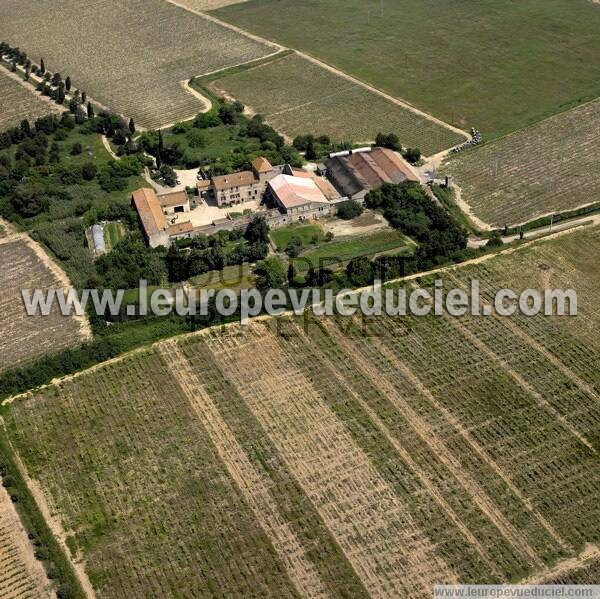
[103,221,126,251]
[214,0,600,139]
[189,263,255,291]
[2,225,600,596]
[441,99,600,227]
[293,229,413,271]
[209,52,464,154]
[270,223,324,250]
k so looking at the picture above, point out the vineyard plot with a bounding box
[0,483,52,598]
[0,0,274,129]
[209,52,464,155]
[441,99,600,227]
[3,224,600,596]
[0,236,88,374]
[0,69,59,130]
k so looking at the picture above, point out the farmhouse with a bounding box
[198,157,278,206]
[267,174,333,222]
[131,188,169,248]
[326,147,419,201]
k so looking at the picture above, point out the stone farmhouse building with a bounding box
[197,157,278,207]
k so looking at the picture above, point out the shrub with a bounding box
[336,200,363,220]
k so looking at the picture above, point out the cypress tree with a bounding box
[87,102,94,118]
[128,118,135,135]
[65,76,71,91]
[40,58,45,74]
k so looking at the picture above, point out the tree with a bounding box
[403,147,421,164]
[287,262,296,285]
[128,118,135,135]
[81,91,87,104]
[375,132,401,151]
[40,58,45,74]
[244,215,270,245]
[285,235,303,258]
[87,102,94,118]
[336,200,363,220]
[346,256,374,287]
[70,142,83,155]
[24,64,30,81]
[255,257,286,292]
[56,88,66,105]
[159,164,177,187]
[80,162,97,181]
[51,72,61,87]
[486,231,504,248]
[305,139,317,161]
[65,76,71,91]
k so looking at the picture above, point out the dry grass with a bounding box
[0,68,58,130]
[441,99,600,227]
[0,0,273,129]
[210,52,465,154]
[0,236,88,374]
[3,225,600,595]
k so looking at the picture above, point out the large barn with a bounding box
[326,147,419,201]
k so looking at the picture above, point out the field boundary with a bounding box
[522,543,600,584]
[170,1,469,151]
[0,420,88,598]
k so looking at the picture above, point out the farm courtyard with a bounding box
[0,0,275,129]
[2,224,599,596]
[441,99,600,227]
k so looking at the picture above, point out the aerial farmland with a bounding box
[0,235,90,374]
[441,99,600,227]
[206,52,465,154]
[3,225,599,596]
[0,0,275,129]
[0,69,60,130]
[214,0,600,139]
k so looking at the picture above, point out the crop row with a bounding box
[0,237,83,374]
[0,0,274,129]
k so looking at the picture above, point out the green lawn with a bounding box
[103,221,127,251]
[189,263,255,292]
[214,0,600,139]
[270,223,324,250]
[293,229,413,271]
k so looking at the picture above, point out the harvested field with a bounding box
[0,0,274,129]
[3,225,600,595]
[214,0,600,139]
[441,99,600,227]
[0,235,89,374]
[0,68,58,130]
[209,52,464,154]
[0,484,52,598]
